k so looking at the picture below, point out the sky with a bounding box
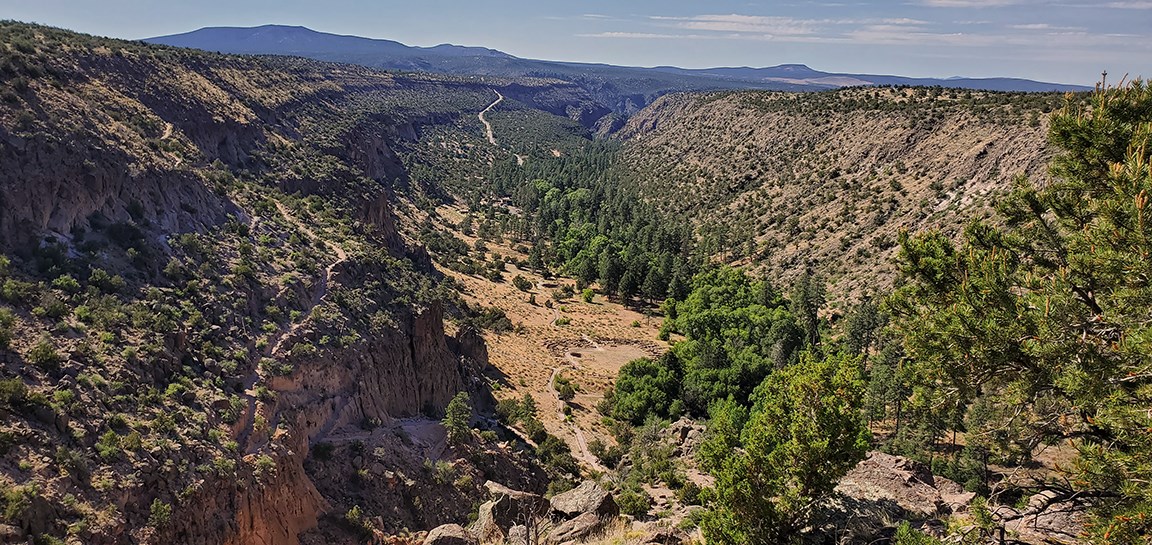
[1,0,1148,85]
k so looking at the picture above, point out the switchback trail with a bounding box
[268,201,349,356]
[550,352,607,473]
[237,200,350,452]
[478,90,504,146]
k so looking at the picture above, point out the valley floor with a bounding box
[432,204,666,471]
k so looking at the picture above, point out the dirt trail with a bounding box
[268,201,348,355]
[550,347,607,473]
[159,122,184,167]
[478,90,504,146]
[237,200,350,452]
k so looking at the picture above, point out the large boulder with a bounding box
[423,524,477,545]
[550,481,619,519]
[547,512,603,544]
[473,482,548,542]
[996,492,1089,544]
[638,527,692,545]
[666,418,705,457]
[834,451,949,518]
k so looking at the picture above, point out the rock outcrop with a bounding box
[531,481,622,545]
[636,527,692,545]
[422,524,477,545]
[821,451,977,544]
[665,418,705,458]
[835,451,975,518]
[473,482,548,543]
[550,481,618,519]
[548,512,602,544]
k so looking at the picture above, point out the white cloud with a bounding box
[577,32,698,39]
[576,10,1145,51]
[1105,1,1152,7]
[650,14,819,36]
[1009,23,1084,30]
[915,0,1036,6]
[647,14,929,37]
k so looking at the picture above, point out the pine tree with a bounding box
[598,247,623,295]
[699,353,869,544]
[443,392,472,445]
[789,269,825,348]
[888,81,1152,539]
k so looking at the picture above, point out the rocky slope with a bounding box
[0,22,558,545]
[618,88,1069,301]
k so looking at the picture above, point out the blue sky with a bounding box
[2,0,1148,85]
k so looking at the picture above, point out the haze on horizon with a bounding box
[1,0,1148,86]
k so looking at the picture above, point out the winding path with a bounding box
[550,344,607,472]
[159,122,184,167]
[268,201,348,356]
[237,201,350,452]
[478,90,504,146]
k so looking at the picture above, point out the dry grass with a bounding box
[426,203,669,465]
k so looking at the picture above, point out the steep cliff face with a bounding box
[161,445,326,545]
[271,303,464,437]
[0,127,239,253]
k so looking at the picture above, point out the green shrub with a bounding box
[893,521,942,545]
[588,438,623,467]
[26,336,62,369]
[51,389,75,410]
[55,447,87,479]
[677,480,702,505]
[522,416,547,444]
[429,459,456,485]
[0,307,14,348]
[495,397,522,424]
[148,499,171,527]
[0,378,28,409]
[33,534,66,545]
[289,342,317,358]
[0,279,36,304]
[50,274,80,293]
[259,357,293,376]
[2,484,35,521]
[617,487,652,517]
[95,430,121,461]
[512,275,534,292]
[344,505,373,537]
[253,455,276,481]
[554,376,577,401]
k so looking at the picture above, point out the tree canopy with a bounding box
[888,81,1152,541]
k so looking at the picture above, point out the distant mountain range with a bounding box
[146,25,1091,115]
